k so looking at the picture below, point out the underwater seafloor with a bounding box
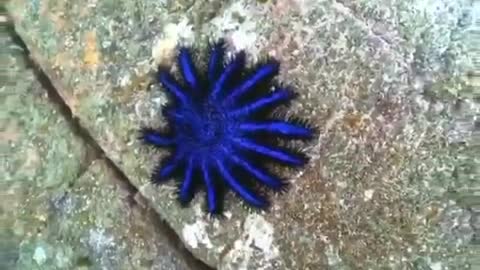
[2,0,479,269]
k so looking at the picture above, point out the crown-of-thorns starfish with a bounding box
[140,39,314,214]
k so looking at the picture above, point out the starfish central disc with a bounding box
[196,104,228,146]
[174,101,230,152]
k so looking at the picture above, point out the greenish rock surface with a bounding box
[1,32,195,269]
[6,0,479,269]
[11,159,195,270]
[1,31,92,269]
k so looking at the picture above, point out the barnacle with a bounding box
[140,39,314,214]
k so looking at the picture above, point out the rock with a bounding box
[0,31,196,270]
[5,0,477,268]
[1,30,93,269]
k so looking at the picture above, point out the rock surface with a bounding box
[1,31,196,269]
[5,0,479,269]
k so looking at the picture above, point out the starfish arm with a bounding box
[139,128,174,147]
[211,51,246,98]
[238,120,313,139]
[226,61,279,103]
[152,152,183,183]
[227,152,286,190]
[214,159,268,208]
[178,47,199,90]
[208,39,226,82]
[228,88,296,117]
[201,159,219,213]
[178,157,196,204]
[157,71,189,104]
[232,138,307,166]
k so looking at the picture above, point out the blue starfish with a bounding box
[140,39,314,214]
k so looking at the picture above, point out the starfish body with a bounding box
[140,40,313,214]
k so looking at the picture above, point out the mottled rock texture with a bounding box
[1,31,196,270]
[5,0,479,269]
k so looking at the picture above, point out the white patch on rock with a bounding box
[182,219,213,249]
[414,95,431,112]
[244,214,278,259]
[231,31,257,52]
[222,213,280,269]
[430,261,442,270]
[363,189,375,201]
[151,18,194,66]
[211,2,258,53]
[151,37,177,66]
[119,73,131,88]
[223,211,233,219]
[87,228,115,254]
[164,18,194,43]
[325,245,343,267]
[33,246,47,265]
